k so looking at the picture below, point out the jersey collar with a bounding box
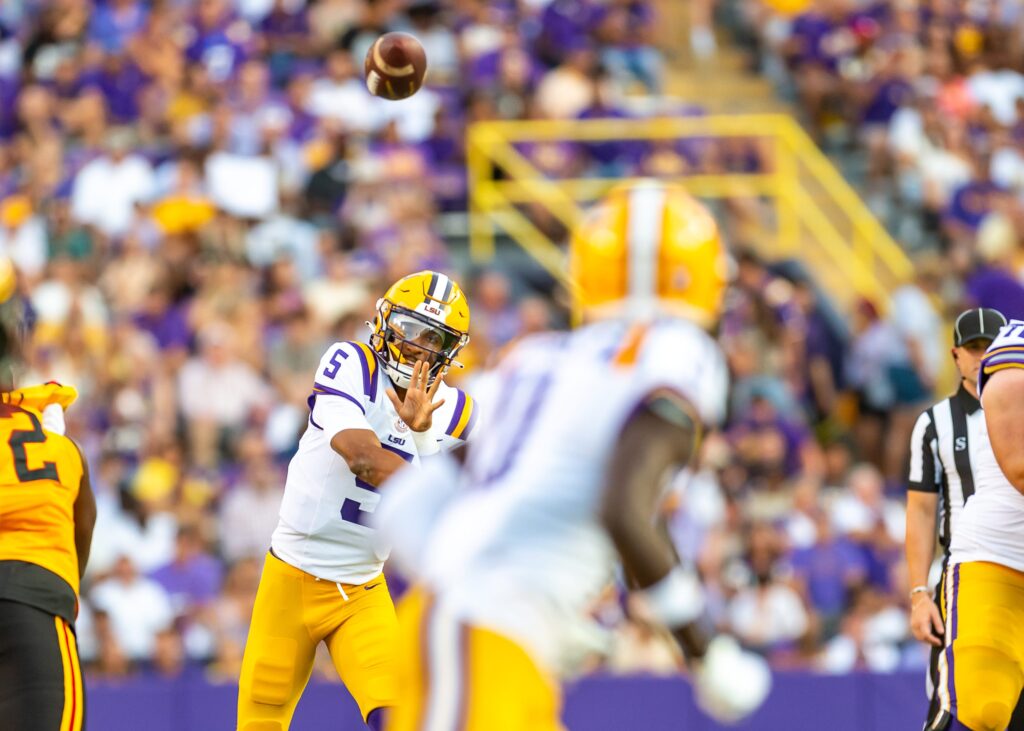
[955,382,981,415]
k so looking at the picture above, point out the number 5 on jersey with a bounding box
[340,443,414,526]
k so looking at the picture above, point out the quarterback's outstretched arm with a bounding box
[982,367,1024,494]
[332,429,409,488]
[326,359,448,488]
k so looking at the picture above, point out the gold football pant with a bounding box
[934,561,1024,731]
[237,551,398,730]
[385,587,564,731]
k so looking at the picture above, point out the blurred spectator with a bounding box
[729,392,820,486]
[219,435,284,563]
[789,508,867,639]
[830,463,904,592]
[31,256,109,356]
[845,298,898,469]
[883,255,944,481]
[307,46,383,132]
[818,588,908,673]
[0,194,47,282]
[535,44,598,119]
[406,1,458,85]
[147,628,190,680]
[471,269,521,351]
[787,277,844,421]
[301,128,350,223]
[91,555,175,662]
[203,558,261,683]
[70,127,156,239]
[965,211,1024,319]
[150,523,224,619]
[87,462,180,576]
[593,0,663,93]
[246,196,323,280]
[728,523,810,658]
[177,322,272,467]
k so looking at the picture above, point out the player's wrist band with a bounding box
[636,566,706,629]
[412,429,440,456]
[909,585,931,599]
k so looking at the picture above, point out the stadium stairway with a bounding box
[644,0,913,310]
[463,1,913,319]
[651,0,789,114]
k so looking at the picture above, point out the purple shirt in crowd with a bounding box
[133,302,192,351]
[150,553,224,611]
[966,266,1024,320]
[789,537,867,615]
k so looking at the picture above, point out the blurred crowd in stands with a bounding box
[736,0,1024,287]
[0,0,1011,686]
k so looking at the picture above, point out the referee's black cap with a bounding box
[953,307,1007,347]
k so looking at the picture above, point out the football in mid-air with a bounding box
[364,32,427,101]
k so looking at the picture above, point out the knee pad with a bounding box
[957,700,1014,731]
[953,646,1019,731]
[247,638,298,707]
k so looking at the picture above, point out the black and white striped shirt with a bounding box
[906,385,983,552]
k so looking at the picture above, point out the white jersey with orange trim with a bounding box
[383,317,727,674]
[271,339,478,584]
[951,320,1024,572]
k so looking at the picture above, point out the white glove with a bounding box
[693,635,771,724]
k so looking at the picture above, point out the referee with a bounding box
[904,306,1024,730]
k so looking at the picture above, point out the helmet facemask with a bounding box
[369,303,468,388]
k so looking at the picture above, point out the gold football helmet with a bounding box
[569,180,729,327]
[368,271,470,388]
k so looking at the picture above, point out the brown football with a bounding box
[364,32,428,101]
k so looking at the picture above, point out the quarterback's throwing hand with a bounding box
[387,360,446,432]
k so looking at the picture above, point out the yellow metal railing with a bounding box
[466,115,913,310]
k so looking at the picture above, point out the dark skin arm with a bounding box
[331,361,445,488]
[982,367,1024,494]
[599,397,711,659]
[71,442,96,578]
[332,429,408,487]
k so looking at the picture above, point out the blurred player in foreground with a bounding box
[237,271,477,731]
[931,318,1024,730]
[0,256,95,731]
[378,181,770,731]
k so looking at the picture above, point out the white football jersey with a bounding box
[271,340,478,584]
[382,317,727,674]
[952,320,1024,572]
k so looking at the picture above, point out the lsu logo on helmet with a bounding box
[569,179,729,327]
[368,271,470,388]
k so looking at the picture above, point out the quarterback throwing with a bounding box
[236,271,478,731]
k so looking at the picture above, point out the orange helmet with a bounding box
[569,180,729,327]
